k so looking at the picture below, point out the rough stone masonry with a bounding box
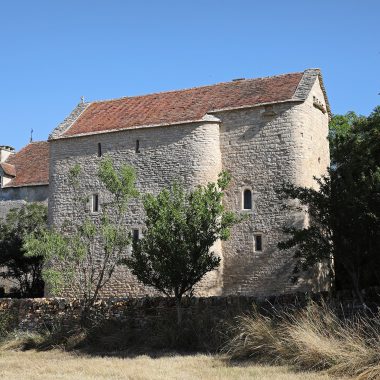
[48,68,331,298]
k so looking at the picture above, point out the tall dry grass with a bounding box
[224,302,380,379]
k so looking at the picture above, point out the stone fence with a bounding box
[1,289,379,333]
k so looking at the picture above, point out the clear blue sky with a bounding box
[1,0,379,150]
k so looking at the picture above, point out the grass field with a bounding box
[0,350,343,380]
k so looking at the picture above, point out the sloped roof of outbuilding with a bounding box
[3,141,49,188]
[0,162,16,177]
[50,68,330,140]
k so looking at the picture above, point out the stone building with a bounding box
[0,141,49,295]
[0,142,49,219]
[48,68,331,297]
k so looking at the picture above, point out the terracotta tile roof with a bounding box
[60,72,305,138]
[0,162,16,177]
[4,141,49,187]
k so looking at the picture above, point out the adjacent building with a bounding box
[0,141,49,295]
[0,142,49,219]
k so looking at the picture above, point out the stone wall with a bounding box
[0,294,313,332]
[214,79,329,296]
[48,120,223,297]
[48,76,330,298]
[1,291,377,334]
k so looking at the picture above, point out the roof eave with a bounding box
[3,182,49,189]
[49,115,222,141]
[50,99,305,140]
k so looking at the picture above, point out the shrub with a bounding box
[224,302,380,379]
[0,310,17,339]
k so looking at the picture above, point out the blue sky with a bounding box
[0,0,379,150]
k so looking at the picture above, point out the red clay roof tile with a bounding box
[0,162,16,177]
[4,141,49,187]
[62,72,304,137]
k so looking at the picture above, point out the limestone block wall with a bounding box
[294,77,330,188]
[215,80,329,296]
[287,77,331,290]
[48,121,223,297]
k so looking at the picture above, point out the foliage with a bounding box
[278,107,380,296]
[0,310,17,339]
[123,171,239,322]
[0,203,47,297]
[25,158,139,322]
[224,302,380,379]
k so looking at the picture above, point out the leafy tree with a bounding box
[278,107,380,300]
[25,158,139,323]
[123,171,239,323]
[0,203,47,297]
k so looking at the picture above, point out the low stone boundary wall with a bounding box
[0,293,319,332]
[0,289,379,332]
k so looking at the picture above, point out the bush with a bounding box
[224,302,380,379]
[0,310,17,339]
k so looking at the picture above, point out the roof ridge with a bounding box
[28,140,47,144]
[88,70,305,104]
[10,140,48,156]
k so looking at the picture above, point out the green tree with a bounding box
[123,171,239,323]
[278,107,380,300]
[0,203,47,297]
[25,158,139,323]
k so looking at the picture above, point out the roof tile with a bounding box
[0,162,16,177]
[62,72,304,137]
[4,141,49,187]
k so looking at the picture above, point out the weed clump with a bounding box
[224,302,380,379]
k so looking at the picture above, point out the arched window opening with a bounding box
[243,189,252,210]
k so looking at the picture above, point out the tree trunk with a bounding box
[175,296,182,326]
[80,302,92,328]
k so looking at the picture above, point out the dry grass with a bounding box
[0,349,342,380]
[224,302,380,379]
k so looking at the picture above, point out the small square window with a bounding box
[92,194,99,213]
[254,234,263,252]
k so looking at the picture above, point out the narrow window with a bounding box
[254,234,263,252]
[243,189,252,210]
[130,228,140,254]
[98,143,102,157]
[132,228,140,241]
[135,140,140,153]
[92,194,99,213]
